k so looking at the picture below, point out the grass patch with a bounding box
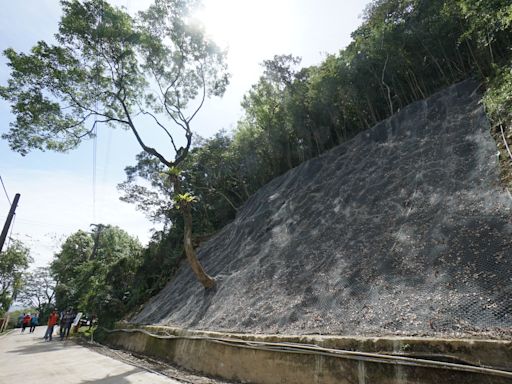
[74,325,97,340]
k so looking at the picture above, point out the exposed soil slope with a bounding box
[131,81,512,337]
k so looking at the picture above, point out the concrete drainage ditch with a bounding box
[94,325,512,384]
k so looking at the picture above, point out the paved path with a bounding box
[0,326,182,383]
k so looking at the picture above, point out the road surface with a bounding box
[0,326,182,383]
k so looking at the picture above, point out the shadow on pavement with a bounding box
[5,339,82,355]
[78,368,144,384]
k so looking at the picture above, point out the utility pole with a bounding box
[0,193,20,253]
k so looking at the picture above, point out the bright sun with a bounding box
[192,0,292,53]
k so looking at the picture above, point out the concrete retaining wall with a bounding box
[95,325,512,384]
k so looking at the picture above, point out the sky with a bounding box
[0,0,371,268]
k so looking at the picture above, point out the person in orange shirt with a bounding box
[43,310,59,341]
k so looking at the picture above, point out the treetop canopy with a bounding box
[1,0,229,168]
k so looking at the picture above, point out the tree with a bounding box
[239,55,301,175]
[51,230,94,311]
[120,132,245,231]
[0,240,32,316]
[1,0,228,288]
[51,225,143,325]
[17,267,56,321]
[126,230,185,308]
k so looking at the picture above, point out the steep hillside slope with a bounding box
[131,81,512,337]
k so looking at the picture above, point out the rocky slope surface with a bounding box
[131,81,512,337]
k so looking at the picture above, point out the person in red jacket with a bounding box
[21,314,31,333]
[43,310,59,341]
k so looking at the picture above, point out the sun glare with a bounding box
[192,0,292,54]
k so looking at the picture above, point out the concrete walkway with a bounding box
[0,326,182,383]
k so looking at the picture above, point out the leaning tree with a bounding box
[0,0,229,288]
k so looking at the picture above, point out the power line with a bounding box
[92,3,102,224]
[0,175,11,205]
[93,125,97,223]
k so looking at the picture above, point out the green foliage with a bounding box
[166,166,181,177]
[237,55,302,177]
[51,230,93,311]
[0,240,32,316]
[119,152,172,222]
[119,0,512,307]
[458,0,512,52]
[227,0,512,193]
[483,66,512,187]
[51,225,142,325]
[484,67,512,126]
[1,0,228,167]
[5,0,512,316]
[126,229,184,308]
[1,0,140,155]
[174,192,198,205]
[119,131,245,232]
[182,132,246,230]
[1,0,230,307]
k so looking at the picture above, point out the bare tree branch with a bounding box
[139,109,179,153]
[116,93,174,168]
[187,65,206,123]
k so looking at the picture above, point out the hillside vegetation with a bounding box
[131,81,512,337]
[121,0,512,314]
[5,0,511,327]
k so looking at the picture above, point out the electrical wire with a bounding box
[91,1,103,225]
[93,126,97,223]
[101,128,112,185]
[98,327,512,379]
[0,175,11,205]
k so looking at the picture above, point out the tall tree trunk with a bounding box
[172,175,215,289]
[182,203,215,288]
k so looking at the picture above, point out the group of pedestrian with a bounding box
[43,308,77,341]
[18,313,39,333]
[18,307,81,341]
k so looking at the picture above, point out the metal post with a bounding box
[0,193,20,253]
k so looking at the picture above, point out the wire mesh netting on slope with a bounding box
[131,80,512,338]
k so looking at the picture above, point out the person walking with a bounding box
[17,313,24,328]
[29,313,39,333]
[60,309,74,340]
[21,313,31,333]
[59,310,67,340]
[44,310,59,341]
